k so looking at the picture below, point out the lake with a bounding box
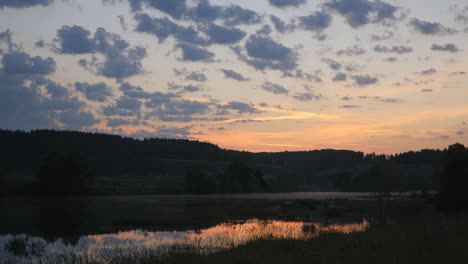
[0,219,370,264]
[0,192,373,239]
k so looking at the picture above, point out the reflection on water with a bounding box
[0,219,368,263]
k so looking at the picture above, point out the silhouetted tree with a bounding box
[221,162,267,193]
[0,169,5,197]
[334,171,354,191]
[0,129,452,195]
[184,172,218,194]
[36,152,94,196]
[438,143,468,211]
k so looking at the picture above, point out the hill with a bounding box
[0,130,447,195]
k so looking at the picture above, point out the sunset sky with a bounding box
[1,0,467,153]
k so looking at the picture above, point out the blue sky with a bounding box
[1,0,467,153]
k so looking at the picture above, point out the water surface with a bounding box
[0,219,369,264]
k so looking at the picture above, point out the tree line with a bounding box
[0,129,463,198]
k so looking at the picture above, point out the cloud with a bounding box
[292,92,322,101]
[203,23,246,44]
[324,0,402,28]
[144,0,188,19]
[221,69,250,81]
[298,11,332,32]
[55,110,99,130]
[381,98,402,103]
[119,82,153,99]
[339,105,360,109]
[417,68,437,75]
[337,45,366,56]
[270,15,296,33]
[282,69,323,82]
[233,34,297,71]
[168,82,202,93]
[175,43,215,62]
[268,0,306,8]
[383,57,397,63]
[104,97,142,118]
[55,25,96,54]
[0,30,15,52]
[451,71,466,76]
[352,75,378,86]
[134,14,206,45]
[155,126,192,139]
[261,82,289,95]
[174,68,207,82]
[107,118,140,128]
[0,0,52,9]
[75,82,113,102]
[55,26,147,79]
[116,96,142,112]
[370,31,393,41]
[1,52,56,75]
[374,45,413,54]
[256,25,273,36]
[431,43,461,53]
[146,99,211,121]
[409,18,457,35]
[218,101,259,114]
[163,0,262,26]
[219,5,263,26]
[34,40,46,48]
[0,67,92,130]
[332,72,347,81]
[453,5,468,25]
[321,58,342,70]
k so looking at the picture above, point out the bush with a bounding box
[4,237,28,256]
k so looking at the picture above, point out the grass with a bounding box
[138,213,468,264]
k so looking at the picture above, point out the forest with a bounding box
[0,129,449,196]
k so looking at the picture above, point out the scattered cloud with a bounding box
[298,11,332,32]
[261,82,289,95]
[374,45,413,54]
[332,72,347,82]
[324,0,403,28]
[321,58,342,71]
[337,45,366,56]
[339,105,360,109]
[268,0,306,8]
[221,69,250,81]
[292,92,322,101]
[75,82,113,102]
[168,82,202,93]
[232,34,297,71]
[431,43,461,53]
[352,75,378,86]
[174,68,207,82]
[409,18,457,35]
[175,43,215,62]
[417,68,437,75]
[0,0,52,9]
[55,25,147,79]
[2,52,56,75]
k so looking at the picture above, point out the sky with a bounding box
[0,0,467,154]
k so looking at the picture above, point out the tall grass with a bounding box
[0,220,368,264]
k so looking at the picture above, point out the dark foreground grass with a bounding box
[128,214,468,264]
